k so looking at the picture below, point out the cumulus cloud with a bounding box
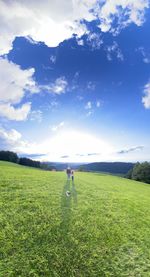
[0,0,149,55]
[0,127,37,154]
[0,57,38,120]
[0,103,31,121]
[98,0,149,34]
[0,0,96,55]
[0,127,21,144]
[0,127,26,151]
[142,81,150,108]
[0,57,37,105]
[0,57,68,120]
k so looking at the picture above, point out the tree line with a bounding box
[79,161,150,184]
[0,150,55,170]
[78,162,134,175]
[126,162,150,184]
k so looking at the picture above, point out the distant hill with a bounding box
[43,162,83,171]
[43,162,134,174]
[79,162,134,175]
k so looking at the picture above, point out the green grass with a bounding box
[0,161,150,276]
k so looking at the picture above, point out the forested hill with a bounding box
[79,162,134,175]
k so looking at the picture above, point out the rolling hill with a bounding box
[79,162,134,175]
[0,161,150,276]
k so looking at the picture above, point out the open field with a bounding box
[0,161,150,276]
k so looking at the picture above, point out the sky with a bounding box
[0,0,150,163]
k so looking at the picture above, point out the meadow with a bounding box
[0,161,150,277]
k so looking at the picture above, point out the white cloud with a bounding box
[50,55,56,64]
[49,77,68,94]
[0,57,37,105]
[0,0,148,55]
[0,57,68,120]
[77,39,84,46]
[41,77,68,95]
[29,110,43,123]
[84,100,102,116]
[0,57,38,120]
[86,110,93,117]
[0,0,97,55]
[87,81,95,90]
[77,96,84,101]
[98,0,149,34]
[71,71,80,91]
[0,128,22,144]
[142,81,150,109]
[106,41,124,61]
[85,101,94,116]
[51,121,65,132]
[0,126,39,154]
[85,101,92,110]
[0,127,31,152]
[96,101,101,108]
[143,57,150,64]
[50,101,59,107]
[0,103,31,121]
[48,100,60,111]
[138,47,150,64]
[87,32,103,50]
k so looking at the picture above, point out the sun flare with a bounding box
[37,130,114,162]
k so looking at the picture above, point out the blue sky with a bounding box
[0,0,150,162]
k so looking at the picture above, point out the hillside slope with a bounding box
[79,162,134,174]
[0,161,150,276]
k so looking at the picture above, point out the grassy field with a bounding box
[0,161,150,277]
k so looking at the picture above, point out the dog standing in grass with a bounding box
[71,170,74,182]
